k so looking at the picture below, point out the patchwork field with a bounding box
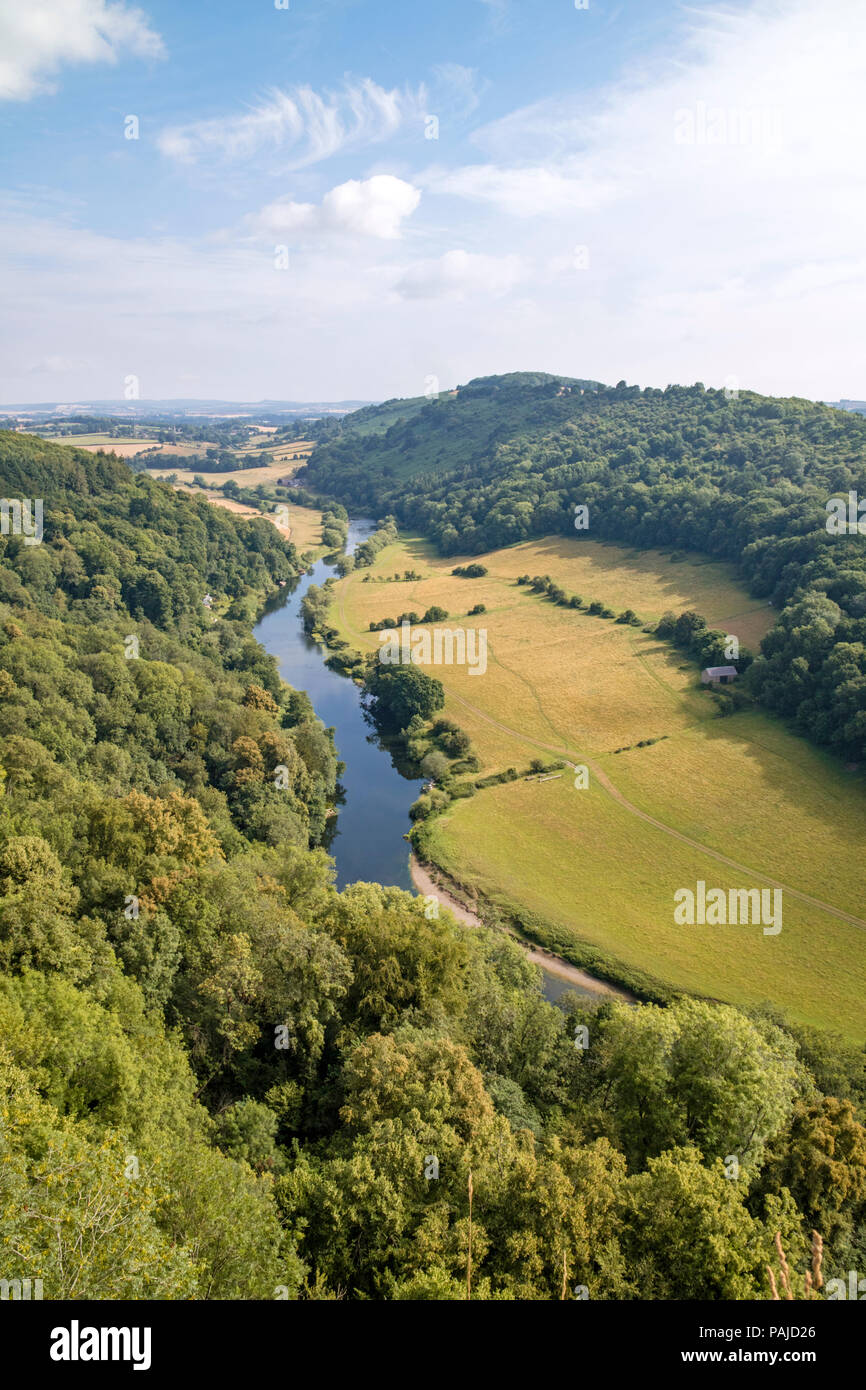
[40,433,161,456]
[136,442,205,459]
[146,448,313,490]
[329,531,866,1038]
[235,440,315,466]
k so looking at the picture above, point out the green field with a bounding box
[329,531,866,1039]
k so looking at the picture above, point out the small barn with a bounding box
[701,665,738,686]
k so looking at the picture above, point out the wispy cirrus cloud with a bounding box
[476,0,510,34]
[0,0,163,101]
[429,63,487,119]
[157,78,427,170]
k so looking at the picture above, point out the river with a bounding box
[254,517,624,1005]
[255,519,425,890]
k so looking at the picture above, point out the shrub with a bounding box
[452,563,488,578]
[421,749,451,781]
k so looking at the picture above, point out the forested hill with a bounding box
[3,428,866,1300]
[0,429,298,627]
[302,372,866,543]
[340,372,605,442]
[301,374,866,764]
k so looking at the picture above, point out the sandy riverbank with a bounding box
[409,854,631,1001]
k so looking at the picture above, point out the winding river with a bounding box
[254,517,622,1005]
[255,519,424,890]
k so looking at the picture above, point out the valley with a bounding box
[323,527,866,1037]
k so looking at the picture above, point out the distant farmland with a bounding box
[41,433,161,457]
[146,443,314,490]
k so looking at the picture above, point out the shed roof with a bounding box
[703,665,738,677]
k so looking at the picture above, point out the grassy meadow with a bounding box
[328,531,866,1038]
[145,442,314,491]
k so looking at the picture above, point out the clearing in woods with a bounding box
[146,446,314,491]
[328,530,866,1039]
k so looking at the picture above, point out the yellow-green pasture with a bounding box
[146,456,309,490]
[329,531,866,1037]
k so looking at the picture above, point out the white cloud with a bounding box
[410,0,866,395]
[395,249,522,300]
[0,202,415,400]
[158,78,426,170]
[422,164,614,216]
[254,175,421,241]
[5,0,866,403]
[0,0,163,101]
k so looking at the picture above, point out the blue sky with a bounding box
[0,0,863,403]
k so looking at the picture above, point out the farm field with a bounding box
[135,442,205,459]
[40,432,161,456]
[235,439,314,465]
[146,447,313,490]
[328,530,866,1038]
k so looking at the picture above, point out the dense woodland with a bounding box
[302,373,866,764]
[1,429,865,1300]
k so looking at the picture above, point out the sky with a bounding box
[0,0,864,405]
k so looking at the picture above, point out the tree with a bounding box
[619,1147,798,1300]
[421,749,450,781]
[752,1098,866,1240]
[366,663,445,731]
[594,999,802,1170]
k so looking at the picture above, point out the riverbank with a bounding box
[254,519,425,890]
[196,495,635,1005]
[409,853,633,1002]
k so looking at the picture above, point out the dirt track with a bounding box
[409,855,630,999]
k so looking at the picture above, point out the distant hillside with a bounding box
[301,371,866,766]
[0,429,298,625]
[301,371,866,544]
[328,371,605,473]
